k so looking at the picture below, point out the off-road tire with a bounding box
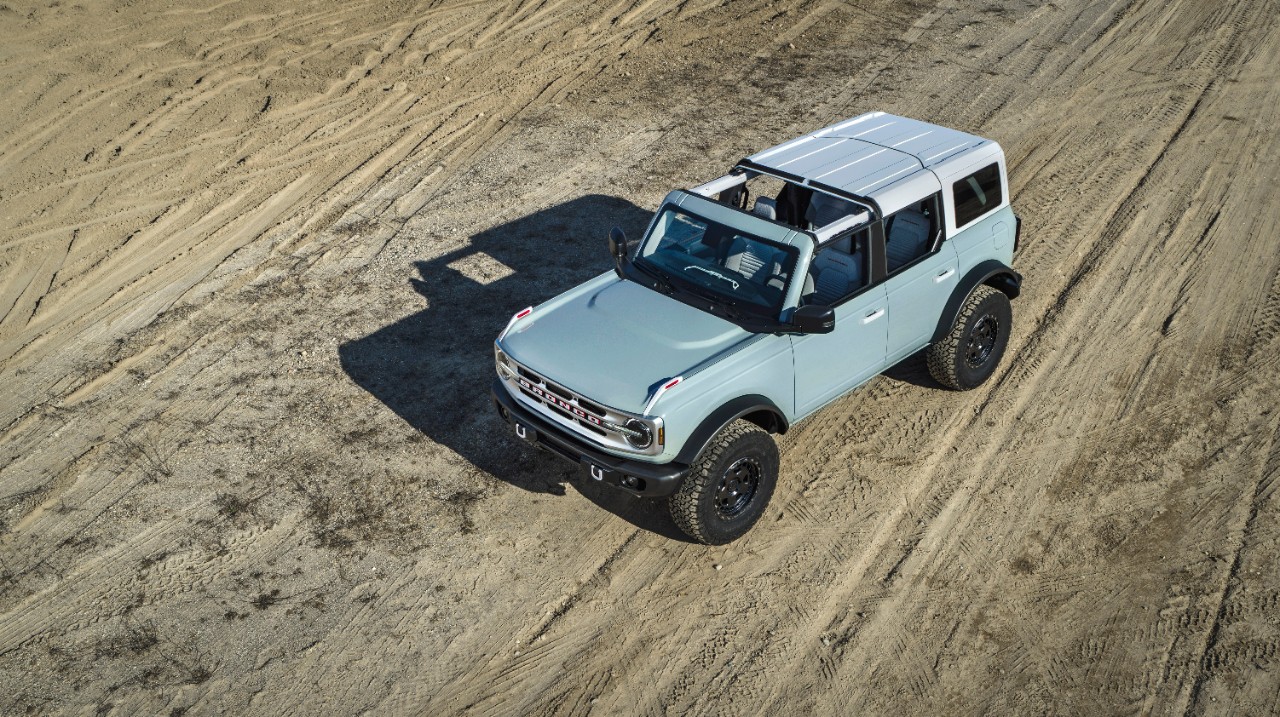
[927,284,1012,390]
[668,419,778,545]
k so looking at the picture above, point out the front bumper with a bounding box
[491,378,688,497]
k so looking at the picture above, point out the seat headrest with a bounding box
[806,192,856,227]
[752,197,777,221]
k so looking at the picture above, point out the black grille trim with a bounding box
[516,368,607,423]
[518,385,608,436]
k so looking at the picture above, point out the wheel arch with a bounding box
[673,395,789,465]
[931,260,1022,344]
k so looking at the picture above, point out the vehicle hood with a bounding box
[500,274,751,414]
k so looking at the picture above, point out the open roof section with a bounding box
[742,112,990,216]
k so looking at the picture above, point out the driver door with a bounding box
[790,232,888,417]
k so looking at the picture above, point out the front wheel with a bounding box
[668,419,778,545]
[927,284,1012,390]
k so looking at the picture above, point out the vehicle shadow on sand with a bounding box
[338,195,692,541]
[881,350,945,389]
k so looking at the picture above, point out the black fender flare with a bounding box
[931,260,1023,344]
[673,395,789,465]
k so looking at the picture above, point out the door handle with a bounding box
[862,308,885,324]
[934,267,956,283]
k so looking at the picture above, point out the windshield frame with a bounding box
[631,202,801,322]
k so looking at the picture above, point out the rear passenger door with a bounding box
[791,230,887,417]
[883,193,958,363]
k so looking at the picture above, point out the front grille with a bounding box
[518,382,608,436]
[575,396,606,417]
[513,366,610,432]
[497,349,662,456]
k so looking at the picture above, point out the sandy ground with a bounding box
[2,0,1279,714]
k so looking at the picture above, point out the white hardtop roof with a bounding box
[744,112,994,216]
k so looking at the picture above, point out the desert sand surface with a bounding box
[2,0,1279,714]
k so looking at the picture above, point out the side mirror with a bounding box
[792,304,835,334]
[608,226,628,278]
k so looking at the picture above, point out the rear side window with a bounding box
[953,163,1003,228]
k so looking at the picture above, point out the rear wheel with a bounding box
[668,419,778,544]
[927,284,1012,390]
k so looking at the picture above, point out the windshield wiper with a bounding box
[632,260,677,295]
[678,281,742,320]
[636,259,747,321]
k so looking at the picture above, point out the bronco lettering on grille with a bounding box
[518,377,603,426]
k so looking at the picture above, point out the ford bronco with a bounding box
[492,112,1022,543]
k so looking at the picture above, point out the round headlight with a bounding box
[495,350,514,378]
[623,419,653,449]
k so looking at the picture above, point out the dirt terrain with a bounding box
[2,0,1279,714]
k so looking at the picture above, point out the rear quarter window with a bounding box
[953,163,1003,228]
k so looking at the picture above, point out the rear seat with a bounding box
[885,209,930,271]
[805,192,857,230]
[752,197,777,220]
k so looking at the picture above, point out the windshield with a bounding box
[635,207,797,316]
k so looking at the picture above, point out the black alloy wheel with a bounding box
[716,456,761,518]
[965,314,1000,369]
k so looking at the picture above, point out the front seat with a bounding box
[725,236,784,285]
[808,250,863,305]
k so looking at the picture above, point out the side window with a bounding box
[802,229,869,306]
[953,163,1003,228]
[884,193,941,275]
